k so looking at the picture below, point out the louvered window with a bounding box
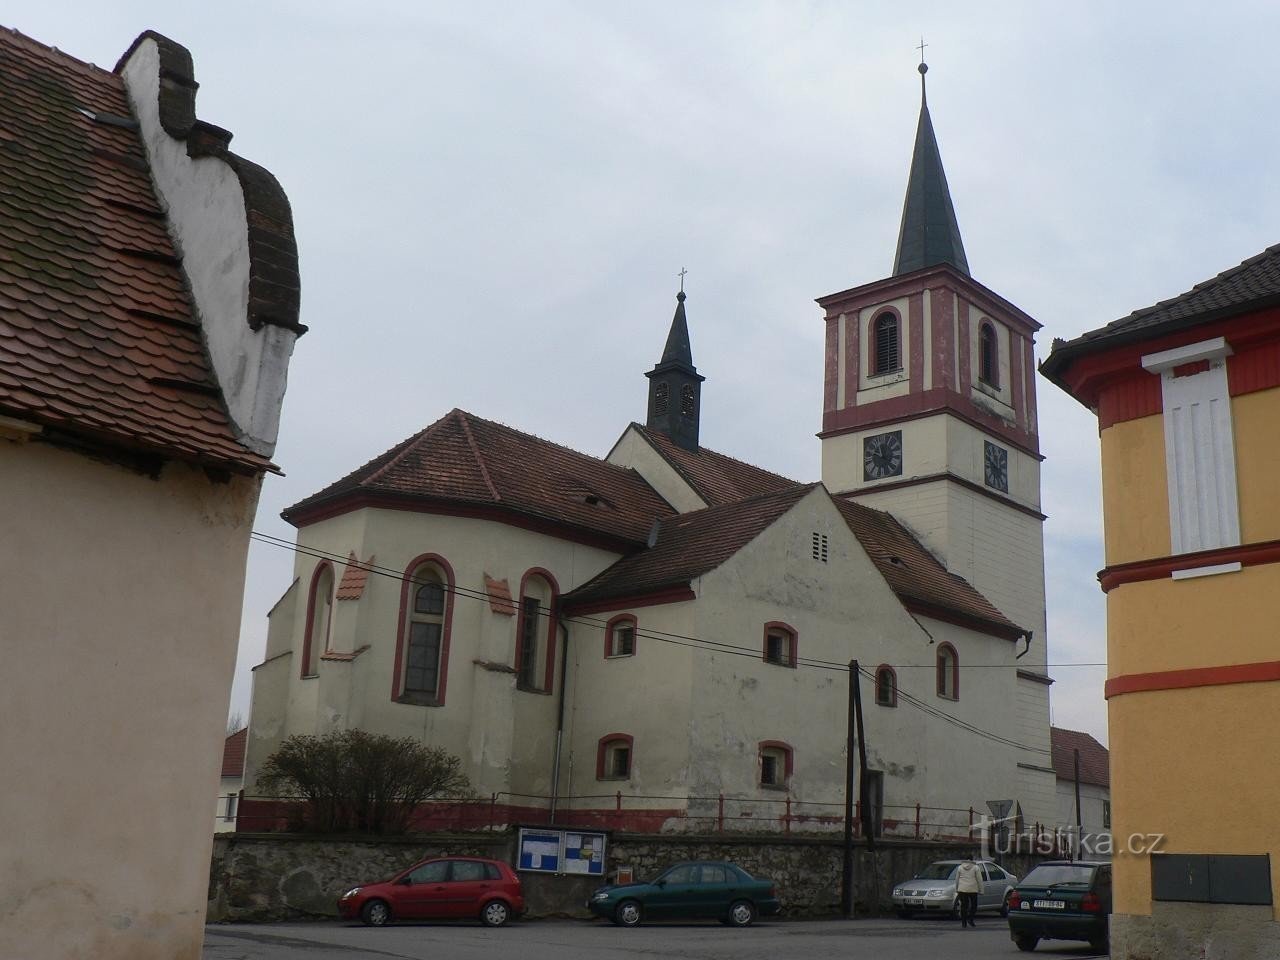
[873,312,900,374]
[979,321,999,387]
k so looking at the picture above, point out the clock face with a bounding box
[863,431,904,481]
[984,441,1009,493]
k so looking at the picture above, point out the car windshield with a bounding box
[1022,864,1096,887]
[916,863,959,880]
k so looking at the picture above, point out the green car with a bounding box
[587,861,782,927]
[1007,860,1112,953]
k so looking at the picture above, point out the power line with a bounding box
[250,530,1057,754]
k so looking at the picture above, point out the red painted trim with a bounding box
[516,568,561,694]
[874,664,898,707]
[844,308,860,410]
[936,642,960,700]
[909,293,925,395]
[933,286,956,392]
[957,299,972,399]
[300,561,334,678]
[285,493,642,553]
[1230,339,1280,395]
[840,472,1047,522]
[1105,660,1280,700]
[762,620,798,668]
[596,732,634,780]
[604,613,638,658]
[1173,359,1210,378]
[390,553,456,706]
[820,391,1042,458]
[1010,329,1025,431]
[869,306,904,377]
[561,585,697,616]
[757,739,794,787]
[903,598,1027,641]
[1098,538,1280,592]
[823,318,839,413]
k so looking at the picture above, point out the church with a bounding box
[241,62,1056,836]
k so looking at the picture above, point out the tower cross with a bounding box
[917,36,927,64]
[678,267,688,293]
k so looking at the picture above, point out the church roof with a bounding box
[221,727,247,779]
[0,28,275,473]
[282,409,676,545]
[630,422,798,506]
[1050,726,1109,788]
[892,65,969,278]
[652,290,697,373]
[1041,242,1280,385]
[562,484,819,607]
[835,498,1024,640]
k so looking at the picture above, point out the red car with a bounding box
[338,856,524,927]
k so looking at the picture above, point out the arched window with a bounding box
[680,383,696,416]
[391,554,455,705]
[653,381,669,415]
[301,562,334,678]
[597,733,633,780]
[763,621,798,668]
[872,311,900,375]
[758,740,793,789]
[979,321,999,387]
[936,643,959,700]
[516,569,559,692]
[605,614,637,658]
[874,665,897,707]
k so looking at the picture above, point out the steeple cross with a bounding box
[917,36,927,64]
[678,267,688,293]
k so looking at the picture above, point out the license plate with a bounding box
[906,898,922,906]
[1033,899,1065,909]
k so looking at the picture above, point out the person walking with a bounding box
[955,855,982,927]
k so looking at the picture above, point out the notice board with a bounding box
[517,827,607,876]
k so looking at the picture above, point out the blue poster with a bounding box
[517,829,562,873]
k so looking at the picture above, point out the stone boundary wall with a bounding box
[208,830,1048,922]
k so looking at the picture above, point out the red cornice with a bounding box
[285,492,641,554]
[840,471,1047,522]
[904,599,1026,642]
[820,394,1042,459]
[1106,659,1280,700]
[562,585,697,617]
[1098,538,1280,592]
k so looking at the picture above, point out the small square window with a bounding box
[609,746,630,779]
[765,631,790,665]
[759,743,791,789]
[608,622,636,657]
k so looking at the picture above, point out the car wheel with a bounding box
[727,900,755,927]
[615,899,642,927]
[360,899,391,927]
[950,898,961,920]
[1014,933,1039,952]
[480,899,510,927]
[1000,891,1012,917]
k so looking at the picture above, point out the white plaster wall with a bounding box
[605,426,706,513]
[1055,780,1111,836]
[820,413,949,497]
[0,440,259,960]
[247,507,624,802]
[120,40,296,456]
[215,774,243,833]
[945,418,1041,510]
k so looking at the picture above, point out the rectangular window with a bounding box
[1142,338,1240,555]
[223,793,238,823]
[610,746,630,778]
[405,621,442,696]
[760,753,779,787]
[612,625,635,657]
[811,532,829,562]
[518,597,540,687]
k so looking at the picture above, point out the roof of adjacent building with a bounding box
[630,423,798,507]
[221,727,247,779]
[283,409,677,545]
[893,65,969,278]
[0,28,273,473]
[834,498,1024,640]
[1050,726,1110,788]
[1041,242,1280,382]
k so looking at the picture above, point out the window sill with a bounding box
[597,776,630,783]
[301,673,318,679]
[605,652,636,660]
[395,694,443,707]
[759,782,789,792]
[937,693,959,702]
[875,700,897,708]
[763,659,797,669]
[516,683,553,696]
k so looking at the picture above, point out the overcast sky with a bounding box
[15,2,1278,749]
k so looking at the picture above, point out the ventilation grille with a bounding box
[811,532,829,562]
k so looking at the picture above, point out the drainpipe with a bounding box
[1015,630,1034,659]
[550,619,570,824]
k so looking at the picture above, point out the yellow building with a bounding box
[1042,247,1280,957]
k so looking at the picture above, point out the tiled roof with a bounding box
[221,727,246,779]
[834,498,1025,639]
[284,409,676,544]
[1042,243,1280,380]
[0,28,272,472]
[563,484,818,607]
[1050,727,1109,788]
[336,553,374,600]
[632,423,798,507]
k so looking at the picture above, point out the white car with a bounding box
[891,859,1017,919]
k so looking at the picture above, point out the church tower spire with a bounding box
[892,61,969,277]
[645,281,705,451]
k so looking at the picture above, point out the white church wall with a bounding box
[820,413,949,498]
[605,426,708,513]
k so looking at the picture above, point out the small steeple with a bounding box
[645,277,705,452]
[892,60,970,277]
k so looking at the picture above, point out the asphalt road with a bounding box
[204,917,1109,960]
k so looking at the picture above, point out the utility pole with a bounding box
[1073,747,1083,860]
[841,659,856,917]
[852,660,873,850]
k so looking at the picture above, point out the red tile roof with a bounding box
[283,409,677,546]
[221,727,246,779]
[563,484,818,607]
[484,574,517,615]
[0,28,272,472]
[834,498,1025,640]
[1050,727,1110,788]
[631,423,798,506]
[336,553,374,600]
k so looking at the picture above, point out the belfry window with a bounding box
[872,312,900,374]
[979,321,999,387]
[653,381,669,415]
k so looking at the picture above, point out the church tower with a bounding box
[818,62,1052,815]
[646,289,705,451]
